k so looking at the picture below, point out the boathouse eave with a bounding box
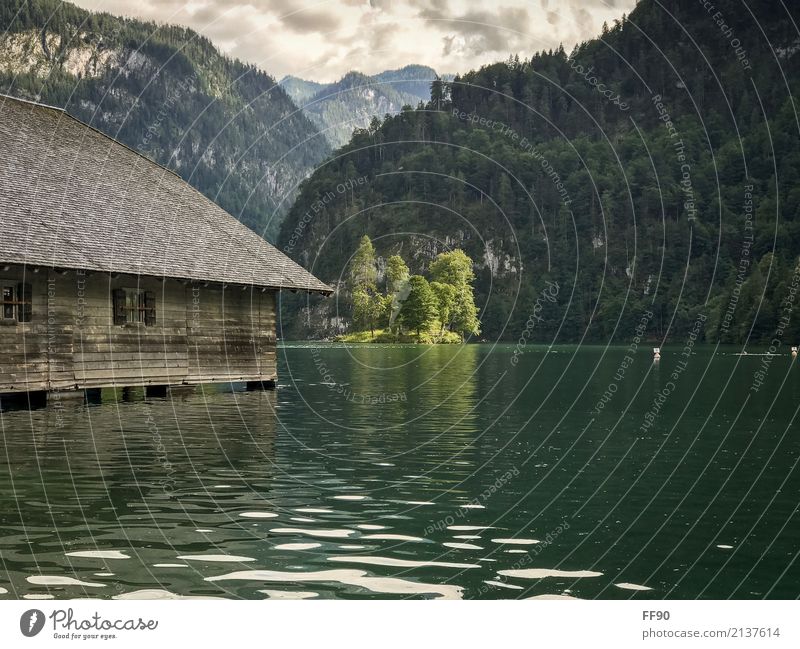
[0,260,333,297]
[0,93,332,297]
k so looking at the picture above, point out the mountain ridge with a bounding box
[280,64,440,147]
[0,0,331,242]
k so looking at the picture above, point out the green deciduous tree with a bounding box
[385,254,410,294]
[352,287,384,336]
[349,235,378,293]
[385,254,411,331]
[429,249,475,286]
[348,235,383,335]
[429,250,481,338]
[399,275,437,337]
[430,281,456,333]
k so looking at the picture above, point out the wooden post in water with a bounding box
[145,385,169,398]
[246,380,276,391]
[0,391,47,410]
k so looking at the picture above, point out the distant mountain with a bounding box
[279,75,325,105]
[373,65,443,99]
[0,0,330,242]
[281,65,440,148]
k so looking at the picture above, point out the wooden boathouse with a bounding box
[0,94,331,400]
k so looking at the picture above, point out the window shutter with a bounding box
[144,291,156,326]
[112,289,126,325]
[17,283,32,323]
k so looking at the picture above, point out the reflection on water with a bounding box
[0,344,798,599]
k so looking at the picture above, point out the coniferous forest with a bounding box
[278,0,800,345]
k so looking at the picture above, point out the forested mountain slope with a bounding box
[0,0,330,241]
[278,0,800,344]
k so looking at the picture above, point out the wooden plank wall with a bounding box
[186,284,277,383]
[0,265,278,393]
[73,273,190,388]
[0,269,48,392]
[46,270,77,390]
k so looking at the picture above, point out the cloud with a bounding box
[442,34,456,56]
[458,7,532,53]
[70,0,636,81]
[570,6,594,38]
[422,6,538,58]
[281,8,342,33]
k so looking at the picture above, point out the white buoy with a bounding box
[792,346,798,358]
[653,347,661,361]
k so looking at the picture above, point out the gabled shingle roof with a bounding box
[0,94,331,294]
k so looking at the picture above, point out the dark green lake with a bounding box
[1,344,798,599]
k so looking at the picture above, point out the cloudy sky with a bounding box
[72,0,635,82]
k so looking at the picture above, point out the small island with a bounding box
[337,235,481,344]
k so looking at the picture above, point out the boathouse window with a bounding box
[2,284,32,322]
[2,286,13,319]
[112,288,156,326]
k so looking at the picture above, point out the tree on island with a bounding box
[385,254,410,331]
[429,250,481,339]
[385,254,410,293]
[399,275,438,337]
[430,281,456,334]
[345,237,480,342]
[352,287,384,335]
[349,234,378,292]
[348,235,383,335]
